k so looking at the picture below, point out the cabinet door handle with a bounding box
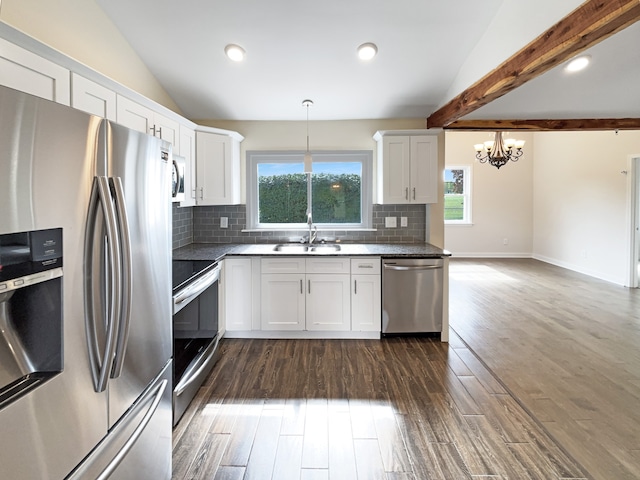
[354,279,357,295]
[405,187,409,200]
[300,279,303,294]
[308,279,311,294]
[413,187,416,200]
[199,187,204,200]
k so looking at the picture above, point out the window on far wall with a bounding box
[246,151,373,230]
[444,166,471,224]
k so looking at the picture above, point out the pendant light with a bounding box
[302,99,313,173]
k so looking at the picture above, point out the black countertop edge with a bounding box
[172,243,451,262]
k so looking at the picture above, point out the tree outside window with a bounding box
[444,166,471,224]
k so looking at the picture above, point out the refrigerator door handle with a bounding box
[174,339,217,396]
[110,177,133,379]
[84,176,122,393]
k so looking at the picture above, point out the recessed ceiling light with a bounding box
[225,44,246,62]
[357,43,378,61]
[565,55,591,73]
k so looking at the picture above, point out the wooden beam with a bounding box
[445,118,640,131]
[427,0,640,128]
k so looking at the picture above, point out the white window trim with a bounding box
[444,165,472,225]
[246,150,373,231]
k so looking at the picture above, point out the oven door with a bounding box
[172,263,221,425]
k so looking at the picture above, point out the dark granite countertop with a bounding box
[173,242,451,262]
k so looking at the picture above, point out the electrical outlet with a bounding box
[220,217,228,228]
[385,216,397,228]
[401,217,408,227]
[503,238,508,245]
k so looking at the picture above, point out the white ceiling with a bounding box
[96,0,639,122]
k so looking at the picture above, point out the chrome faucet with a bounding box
[307,212,317,244]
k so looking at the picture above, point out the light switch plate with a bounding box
[400,217,408,227]
[385,216,397,228]
[220,217,228,228]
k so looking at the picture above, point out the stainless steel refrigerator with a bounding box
[0,85,172,479]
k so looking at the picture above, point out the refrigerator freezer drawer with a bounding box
[65,360,172,480]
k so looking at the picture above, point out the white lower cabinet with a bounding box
[221,258,253,333]
[351,274,381,331]
[306,274,351,331]
[261,273,306,330]
[260,257,364,333]
[351,258,382,331]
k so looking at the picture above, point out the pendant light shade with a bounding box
[302,99,313,173]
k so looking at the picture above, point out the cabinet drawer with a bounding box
[305,257,350,274]
[261,257,306,274]
[351,257,381,275]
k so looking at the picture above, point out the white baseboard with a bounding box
[223,330,381,340]
[448,252,532,259]
[531,254,625,286]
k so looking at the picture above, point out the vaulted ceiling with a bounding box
[96,0,640,129]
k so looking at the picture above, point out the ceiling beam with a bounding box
[426,0,640,128]
[445,118,640,131]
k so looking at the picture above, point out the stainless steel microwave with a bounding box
[172,155,185,202]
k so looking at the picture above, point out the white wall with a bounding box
[202,119,446,247]
[444,129,640,286]
[533,130,640,285]
[444,131,534,257]
[0,0,181,113]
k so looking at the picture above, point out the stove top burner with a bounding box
[172,260,216,292]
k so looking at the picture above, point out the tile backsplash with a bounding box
[173,204,427,248]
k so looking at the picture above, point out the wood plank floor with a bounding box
[173,334,587,479]
[448,258,640,480]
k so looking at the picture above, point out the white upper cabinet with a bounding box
[71,73,116,120]
[195,129,242,205]
[179,125,196,207]
[116,95,180,150]
[116,94,154,133]
[0,37,70,105]
[374,130,438,204]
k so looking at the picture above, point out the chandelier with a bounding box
[474,131,525,169]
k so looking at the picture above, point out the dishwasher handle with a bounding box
[383,264,442,271]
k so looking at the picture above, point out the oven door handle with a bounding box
[174,339,218,397]
[174,264,221,307]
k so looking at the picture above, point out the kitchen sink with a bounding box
[272,243,341,253]
[272,244,309,253]
[309,244,341,253]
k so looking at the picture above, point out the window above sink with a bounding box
[246,151,373,231]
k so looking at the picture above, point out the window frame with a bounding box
[444,165,472,225]
[246,150,373,230]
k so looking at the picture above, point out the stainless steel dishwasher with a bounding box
[382,257,444,335]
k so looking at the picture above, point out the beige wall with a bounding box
[533,130,640,285]
[201,119,446,247]
[0,0,181,113]
[444,131,534,256]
